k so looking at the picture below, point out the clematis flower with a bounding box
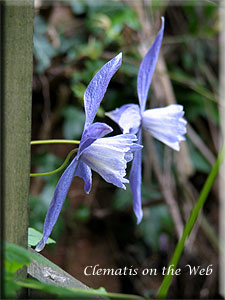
[35,53,142,252]
[106,17,187,224]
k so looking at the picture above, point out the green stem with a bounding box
[16,279,145,300]
[30,149,78,177]
[31,139,80,145]
[157,142,225,299]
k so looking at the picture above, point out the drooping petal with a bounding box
[119,105,141,134]
[105,104,132,124]
[142,104,187,151]
[80,134,142,190]
[83,53,122,130]
[137,17,164,112]
[35,158,79,252]
[74,161,92,194]
[79,122,113,156]
[106,104,141,134]
[129,130,143,224]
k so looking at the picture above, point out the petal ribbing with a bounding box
[83,53,122,130]
[137,17,164,112]
[35,158,79,252]
[142,104,187,151]
[80,134,142,190]
[129,130,143,224]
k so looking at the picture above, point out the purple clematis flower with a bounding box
[106,17,187,224]
[35,53,142,252]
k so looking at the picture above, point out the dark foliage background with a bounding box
[30,1,220,298]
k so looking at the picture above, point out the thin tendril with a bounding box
[30,139,80,145]
[30,149,78,177]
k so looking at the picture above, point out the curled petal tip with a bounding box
[122,184,127,190]
[113,52,122,68]
[173,144,180,152]
[35,240,45,252]
[116,52,122,61]
[136,213,143,225]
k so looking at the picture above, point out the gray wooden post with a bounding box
[2,0,34,254]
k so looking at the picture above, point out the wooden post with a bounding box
[2,0,33,253]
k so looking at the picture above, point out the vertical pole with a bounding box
[2,0,34,252]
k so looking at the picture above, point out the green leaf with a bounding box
[5,244,31,273]
[5,243,48,270]
[16,277,143,299]
[4,277,21,298]
[16,278,91,299]
[5,260,27,274]
[4,242,48,275]
[28,227,56,247]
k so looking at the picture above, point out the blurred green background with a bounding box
[30,0,220,298]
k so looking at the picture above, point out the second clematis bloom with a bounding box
[35,53,142,252]
[106,17,187,224]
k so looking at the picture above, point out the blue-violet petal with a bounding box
[83,53,122,130]
[79,122,113,156]
[35,158,79,252]
[129,130,143,224]
[74,161,92,194]
[137,17,164,113]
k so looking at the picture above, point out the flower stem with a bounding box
[30,139,80,145]
[30,149,78,177]
[157,142,225,299]
[17,279,145,300]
